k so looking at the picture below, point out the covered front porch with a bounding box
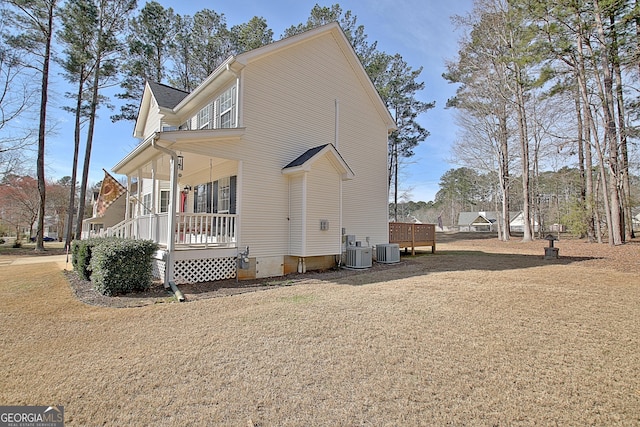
[110,130,245,284]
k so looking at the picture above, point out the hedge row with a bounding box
[72,238,159,296]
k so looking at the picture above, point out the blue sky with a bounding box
[46,0,474,202]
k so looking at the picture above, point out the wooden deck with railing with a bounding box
[389,222,436,255]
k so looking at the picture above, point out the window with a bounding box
[159,190,170,213]
[197,103,212,129]
[216,86,236,129]
[194,183,211,213]
[188,85,237,131]
[217,176,230,213]
[142,193,152,215]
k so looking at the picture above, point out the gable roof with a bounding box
[170,22,396,131]
[458,211,520,226]
[282,144,354,180]
[134,81,190,138]
[147,81,189,109]
[283,145,328,168]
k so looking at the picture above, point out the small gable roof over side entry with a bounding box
[282,144,354,180]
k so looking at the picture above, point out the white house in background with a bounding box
[458,211,539,233]
[509,211,540,233]
[106,23,396,285]
[632,208,640,231]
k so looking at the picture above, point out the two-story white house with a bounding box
[107,22,396,285]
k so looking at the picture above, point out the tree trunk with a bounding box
[609,13,634,240]
[574,88,587,239]
[65,75,84,247]
[35,1,56,252]
[75,8,106,239]
[575,37,597,243]
[498,104,510,241]
[514,74,532,242]
[592,0,622,245]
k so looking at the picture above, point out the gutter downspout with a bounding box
[151,134,178,288]
[226,63,241,127]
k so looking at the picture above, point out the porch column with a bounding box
[136,168,142,239]
[164,155,178,285]
[151,137,179,287]
[150,159,157,240]
[125,175,131,239]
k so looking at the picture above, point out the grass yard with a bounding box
[0,234,639,425]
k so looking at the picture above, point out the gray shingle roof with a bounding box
[458,211,519,226]
[283,144,330,169]
[147,81,189,109]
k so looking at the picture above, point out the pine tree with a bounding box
[4,0,58,251]
[113,1,173,122]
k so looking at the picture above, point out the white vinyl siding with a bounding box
[237,32,389,257]
[288,175,304,255]
[305,156,341,256]
[143,103,164,137]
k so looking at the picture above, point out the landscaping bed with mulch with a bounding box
[65,257,409,308]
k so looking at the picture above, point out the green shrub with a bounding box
[71,238,110,281]
[89,239,158,296]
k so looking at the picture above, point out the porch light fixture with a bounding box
[183,185,192,193]
[177,155,184,171]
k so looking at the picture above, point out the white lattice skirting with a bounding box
[173,257,236,284]
[152,255,237,284]
[152,259,166,281]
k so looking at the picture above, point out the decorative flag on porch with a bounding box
[96,169,126,217]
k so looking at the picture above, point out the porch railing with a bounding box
[106,213,237,247]
[176,213,236,246]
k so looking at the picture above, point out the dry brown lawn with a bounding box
[1,233,639,426]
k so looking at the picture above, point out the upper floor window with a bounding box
[197,104,211,129]
[217,86,236,129]
[192,85,237,131]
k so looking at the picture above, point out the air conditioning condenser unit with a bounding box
[376,243,400,264]
[345,246,372,269]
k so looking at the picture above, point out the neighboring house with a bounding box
[458,211,502,232]
[82,185,129,239]
[457,211,539,233]
[106,23,396,285]
[509,211,540,233]
[631,208,640,231]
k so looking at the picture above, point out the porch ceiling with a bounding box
[112,129,244,179]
